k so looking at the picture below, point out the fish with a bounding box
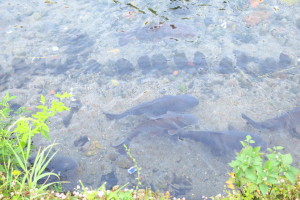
[177,130,267,156]
[242,107,300,139]
[104,94,199,120]
[119,22,196,46]
[112,112,198,153]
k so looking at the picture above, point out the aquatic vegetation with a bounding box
[0,92,70,170]
[0,92,71,198]
[212,135,300,199]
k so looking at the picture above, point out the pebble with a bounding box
[114,58,135,75]
[138,55,152,74]
[218,57,235,74]
[116,156,132,169]
[107,152,119,162]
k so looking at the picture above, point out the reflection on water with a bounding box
[0,0,300,199]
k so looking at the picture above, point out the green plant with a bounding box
[0,92,71,199]
[124,144,142,191]
[219,135,300,199]
[0,92,71,171]
[1,136,60,199]
[178,84,187,93]
[76,180,132,200]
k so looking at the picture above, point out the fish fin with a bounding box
[289,127,300,139]
[103,112,122,120]
[241,113,255,124]
[111,140,130,155]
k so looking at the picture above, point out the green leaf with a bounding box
[246,135,252,141]
[259,183,269,196]
[284,170,296,183]
[289,166,300,176]
[273,146,284,150]
[245,172,257,182]
[55,92,72,99]
[40,95,46,104]
[240,141,246,147]
[266,177,277,184]
[264,160,273,170]
[36,105,48,111]
[41,131,50,140]
[282,154,293,165]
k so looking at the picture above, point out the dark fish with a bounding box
[242,107,300,139]
[112,112,198,152]
[104,94,199,120]
[177,130,267,156]
[119,22,196,46]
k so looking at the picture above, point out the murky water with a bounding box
[1,0,300,199]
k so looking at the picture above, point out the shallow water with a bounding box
[1,0,300,199]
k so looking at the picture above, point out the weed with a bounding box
[213,135,300,199]
[124,144,142,191]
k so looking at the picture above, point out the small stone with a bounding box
[188,81,194,89]
[107,152,118,162]
[218,57,235,74]
[116,156,132,169]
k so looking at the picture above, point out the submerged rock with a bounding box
[218,57,236,74]
[151,54,169,72]
[29,154,78,184]
[99,171,118,190]
[259,57,278,75]
[12,58,30,74]
[193,51,208,73]
[83,59,102,74]
[74,135,90,147]
[278,53,292,68]
[60,29,94,56]
[63,99,82,128]
[138,55,152,74]
[173,52,191,71]
[113,58,135,75]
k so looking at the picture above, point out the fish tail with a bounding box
[112,140,125,148]
[103,112,124,120]
[289,128,300,139]
[241,113,262,129]
[112,139,130,155]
